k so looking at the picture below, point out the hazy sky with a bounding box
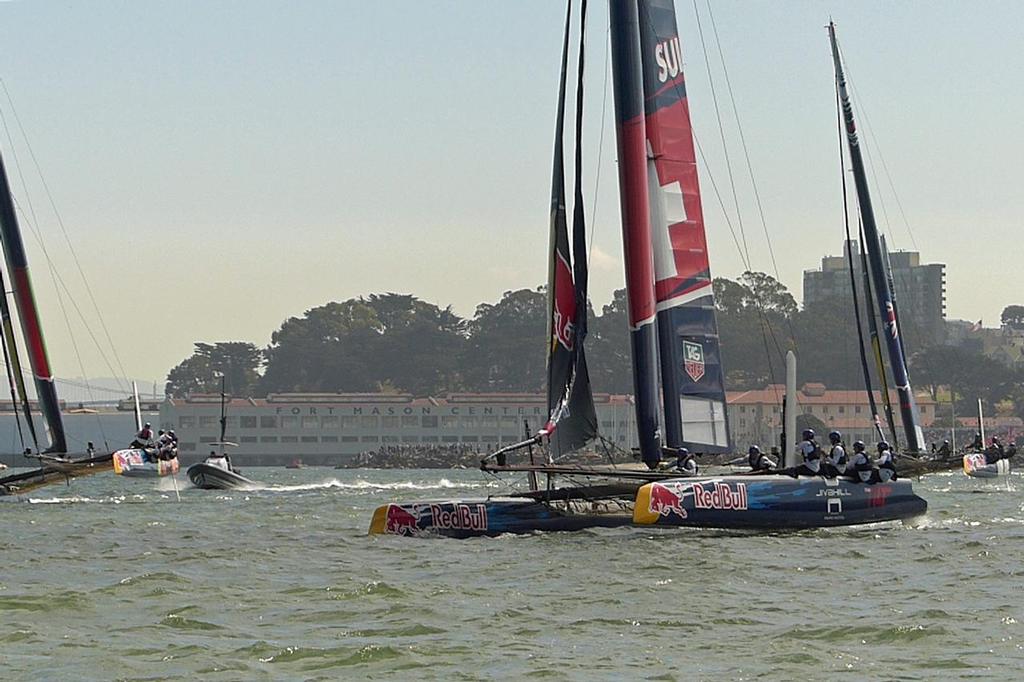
[0,0,1020,385]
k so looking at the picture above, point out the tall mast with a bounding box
[609,0,662,467]
[828,23,923,451]
[0,152,67,453]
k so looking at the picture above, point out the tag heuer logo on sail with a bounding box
[683,341,705,382]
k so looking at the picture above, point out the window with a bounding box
[260,416,277,428]
[360,416,378,428]
[381,416,399,428]
[460,416,477,428]
[178,416,195,429]
[442,435,459,443]
[199,416,218,429]
[601,421,614,428]
[422,435,439,443]
[225,416,238,429]
[260,436,278,443]
[321,416,339,429]
[200,436,216,443]
[501,435,517,443]
[281,435,298,443]
[822,406,830,415]
[463,435,479,443]
[301,416,318,429]
[481,415,498,428]
[501,416,517,427]
[361,435,379,443]
[401,435,419,443]
[240,436,257,443]
[482,435,498,443]
[740,406,747,413]
[341,435,359,443]
[855,405,862,414]
[341,416,358,429]
[838,406,845,414]
[382,435,399,443]
[422,415,438,428]
[441,416,458,428]
[240,416,257,429]
[401,416,418,428]
[301,435,317,443]
[281,415,298,429]
[322,435,338,443]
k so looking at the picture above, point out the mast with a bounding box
[637,0,728,453]
[828,23,924,452]
[609,0,662,467]
[0,262,38,450]
[543,0,598,458]
[0,152,67,453]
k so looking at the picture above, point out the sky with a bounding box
[0,0,1020,387]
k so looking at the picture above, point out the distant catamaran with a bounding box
[369,3,927,537]
[0,151,116,496]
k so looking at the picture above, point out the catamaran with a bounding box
[369,2,927,537]
[112,382,180,477]
[0,151,117,496]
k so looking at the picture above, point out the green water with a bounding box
[0,468,1021,680]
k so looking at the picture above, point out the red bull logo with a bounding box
[647,483,687,518]
[430,503,488,532]
[384,505,421,536]
[691,481,748,511]
[867,485,892,508]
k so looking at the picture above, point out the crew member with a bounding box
[971,432,983,451]
[937,439,952,458]
[794,429,822,477]
[748,445,776,472]
[986,436,1005,465]
[876,441,897,482]
[131,422,154,449]
[847,440,875,483]
[676,448,697,476]
[823,430,847,478]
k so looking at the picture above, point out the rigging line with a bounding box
[691,0,750,266]
[703,0,798,354]
[8,194,128,393]
[587,19,610,262]
[0,80,131,389]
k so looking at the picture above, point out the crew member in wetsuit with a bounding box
[847,440,875,483]
[986,436,1005,465]
[971,432,984,451]
[793,429,822,477]
[131,422,154,449]
[748,445,776,472]
[676,448,697,476]
[876,441,897,482]
[937,439,952,458]
[823,430,847,478]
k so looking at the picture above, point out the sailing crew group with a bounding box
[129,422,178,462]
[744,429,898,484]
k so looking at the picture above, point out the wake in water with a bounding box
[260,477,494,493]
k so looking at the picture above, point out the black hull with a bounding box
[186,463,258,490]
[0,453,113,496]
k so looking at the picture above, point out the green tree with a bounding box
[165,342,263,397]
[461,288,547,392]
[1001,305,1024,329]
[588,288,632,393]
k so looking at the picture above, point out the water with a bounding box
[1,468,1021,680]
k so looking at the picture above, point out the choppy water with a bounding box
[1,467,1022,680]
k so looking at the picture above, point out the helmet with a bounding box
[144,422,151,428]
[853,440,866,452]
[169,430,175,436]
[993,436,1001,443]
[828,431,842,444]
[802,429,815,441]
[943,439,949,445]
[748,445,761,456]
[678,447,691,457]
[158,430,164,435]
[877,441,891,453]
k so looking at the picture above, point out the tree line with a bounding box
[166,277,1024,416]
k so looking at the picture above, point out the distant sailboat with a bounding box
[0,151,115,496]
[111,382,181,478]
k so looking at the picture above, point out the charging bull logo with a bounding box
[384,505,422,536]
[683,340,705,382]
[551,253,576,351]
[647,483,687,519]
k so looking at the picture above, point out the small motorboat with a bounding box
[187,454,259,490]
[112,448,179,478]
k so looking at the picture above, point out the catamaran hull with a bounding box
[112,449,179,478]
[963,454,1010,478]
[634,475,926,529]
[369,498,634,538]
[186,463,257,490]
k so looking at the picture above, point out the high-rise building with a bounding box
[803,240,946,344]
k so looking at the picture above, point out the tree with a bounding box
[588,288,632,393]
[460,288,547,392]
[165,342,263,397]
[1001,305,1024,329]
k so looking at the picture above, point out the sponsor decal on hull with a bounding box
[376,503,490,536]
[429,503,488,533]
[691,481,747,511]
[638,480,748,524]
